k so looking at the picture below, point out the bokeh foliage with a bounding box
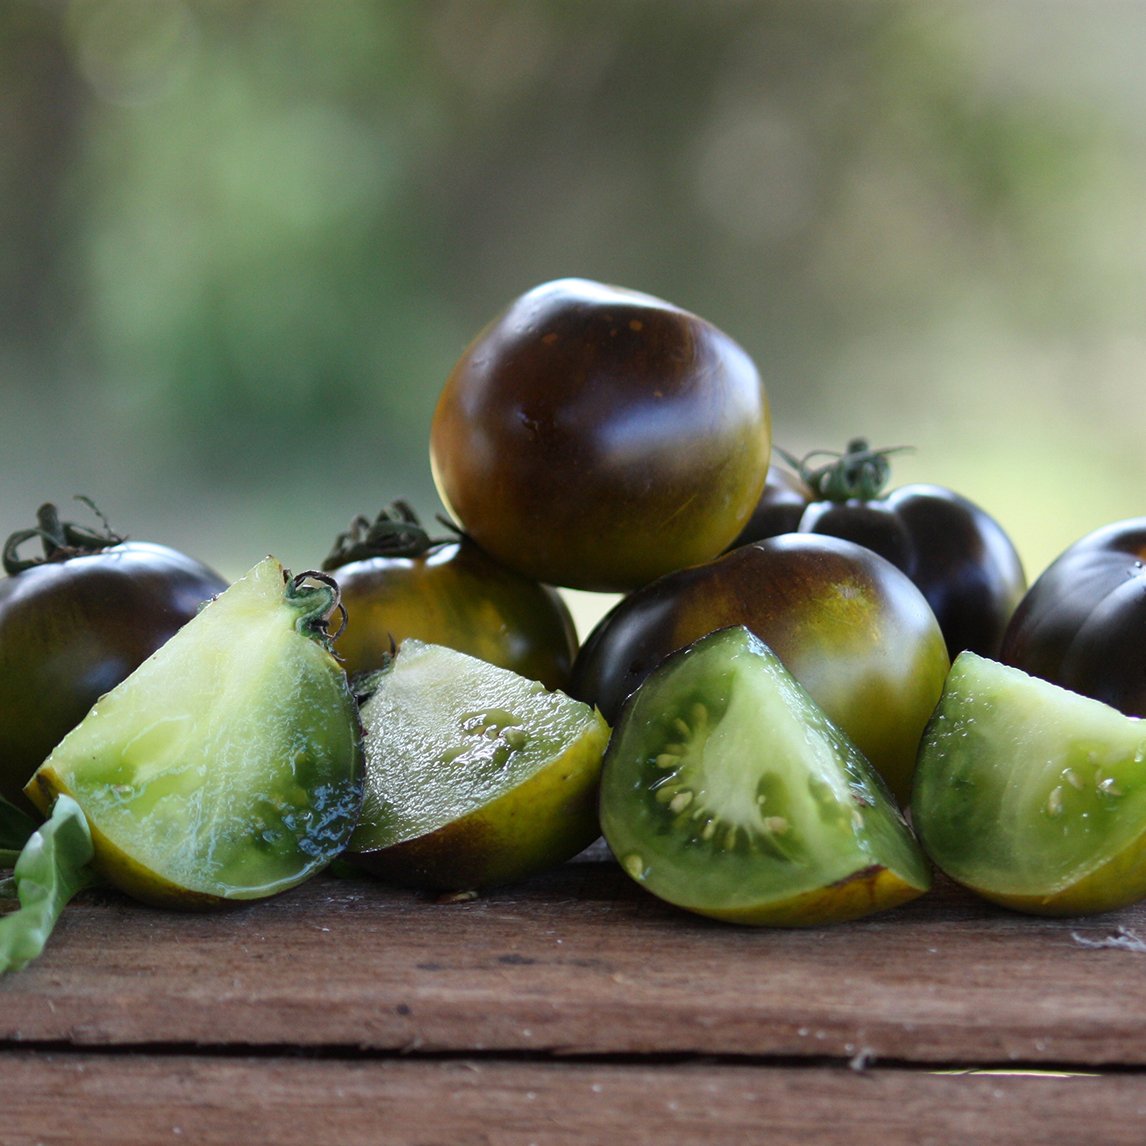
[3,1,1145,593]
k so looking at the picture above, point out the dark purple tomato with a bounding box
[734,440,1026,660]
[429,278,772,592]
[1000,518,1146,715]
[0,502,228,812]
[322,501,578,691]
[569,533,950,805]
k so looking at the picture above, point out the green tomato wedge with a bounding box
[347,639,610,892]
[912,651,1146,916]
[24,557,362,909]
[599,625,930,926]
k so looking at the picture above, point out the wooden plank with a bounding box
[2,1052,1144,1146]
[4,855,1146,1067]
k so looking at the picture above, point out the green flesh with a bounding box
[912,652,1146,898]
[599,626,929,915]
[349,639,605,853]
[29,557,361,901]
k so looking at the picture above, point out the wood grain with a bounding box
[4,853,1146,1068]
[2,1052,1143,1146]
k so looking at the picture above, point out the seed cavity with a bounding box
[647,696,815,859]
[502,727,528,751]
[444,708,529,770]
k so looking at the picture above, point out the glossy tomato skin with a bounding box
[999,518,1146,715]
[728,462,813,548]
[0,542,227,811]
[797,484,1026,660]
[429,278,771,592]
[736,457,1025,660]
[329,538,579,692]
[569,533,950,805]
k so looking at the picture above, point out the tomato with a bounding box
[347,639,609,892]
[733,440,1027,660]
[913,651,1146,916]
[321,501,578,691]
[570,533,950,805]
[26,557,362,909]
[0,502,228,813]
[599,625,931,926]
[999,517,1146,716]
[429,277,772,592]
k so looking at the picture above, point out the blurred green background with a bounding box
[4,0,1145,635]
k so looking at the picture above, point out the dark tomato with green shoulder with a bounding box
[429,277,772,592]
[1000,517,1146,716]
[733,440,1026,660]
[322,502,578,691]
[570,533,950,805]
[0,502,228,812]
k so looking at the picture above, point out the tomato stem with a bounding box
[285,569,348,644]
[2,499,124,575]
[784,439,912,502]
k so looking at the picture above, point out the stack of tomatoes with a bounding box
[7,276,1146,934]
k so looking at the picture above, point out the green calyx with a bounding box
[321,499,450,570]
[783,438,911,503]
[3,498,124,575]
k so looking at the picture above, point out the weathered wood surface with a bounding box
[4,1053,1145,1146]
[3,852,1146,1068]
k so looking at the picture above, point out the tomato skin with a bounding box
[999,518,1146,715]
[0,541,227,811]
[329,539,578,691]
[728,462,814,547]
[429,277,771,592]
[797,484,1025,660]
[735,447,1026,660]
[569,533,950,805]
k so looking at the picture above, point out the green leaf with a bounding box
[0,795,96,974]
